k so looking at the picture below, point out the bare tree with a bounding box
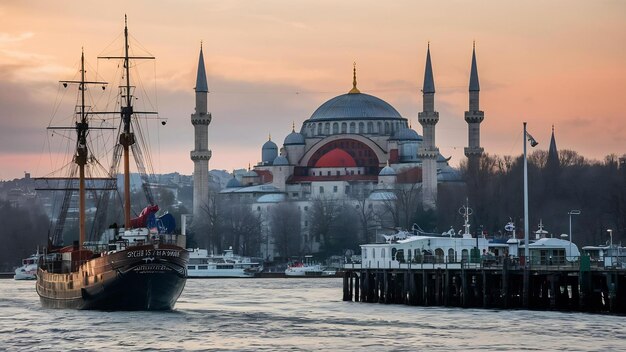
[308,196,341,251]
[269,202,301,259]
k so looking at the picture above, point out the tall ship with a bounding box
[36,17,188,310]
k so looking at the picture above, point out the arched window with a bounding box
[363,249,367,259]
[332,122,339,134]
[377,121,382,134]
[384,122,389,134]
[372,248,375,259]
[317,123,322,135]
[349,122,356,133]
[324,122,330,135]
[341,122,347,133]
[448,248,456,263]
[359,122,365,133]
[381,248,385,258]
[461,249,469,262]
[435,248,444,263]
[367,122,373,133]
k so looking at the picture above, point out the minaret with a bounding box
[464,42,485,174]
[191,43,212,219]
[546,125,559,169]
[417,44,439,209]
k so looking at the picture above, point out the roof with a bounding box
[195,46,208,93]
[273,155,289,166]
[220,184,280,194]
[257,194,287,203]
[225,177,241,188]
[314,148,357,168]
[308,92,403,121]
[390,128,422,141]
[469,45,480,92]
[284,131,305,145]
[262,139,278,150]
[423,46,435,94]
[379,165,396,176]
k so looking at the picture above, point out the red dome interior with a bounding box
[314,148,357,167]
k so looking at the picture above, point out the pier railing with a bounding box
[345,255,625,271]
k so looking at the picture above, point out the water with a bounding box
[1,278,625,351]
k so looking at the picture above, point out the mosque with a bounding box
[190,44,485,258]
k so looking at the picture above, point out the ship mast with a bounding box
[120,15,134,229]
[76,50,88,249]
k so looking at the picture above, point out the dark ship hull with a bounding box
[36,244,188,310]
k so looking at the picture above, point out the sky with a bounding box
[0,0,625,180]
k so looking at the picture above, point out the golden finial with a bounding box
[268,133,271,141]
[248,163,251,171]
[349,61,360,94]
[292,121,296,132]
[473,40,475,50]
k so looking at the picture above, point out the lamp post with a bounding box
[568,209,581,259]
[523,122,538,263]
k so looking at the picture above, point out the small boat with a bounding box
[186,247,263,278]
[285,256,336,277]
[14,253,39,280]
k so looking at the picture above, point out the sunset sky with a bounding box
[0,1,624,180]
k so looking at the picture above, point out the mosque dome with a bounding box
[262,137,278,164]
[284,130,305,145]
[379,165,396,176]
[308,93,402,121]
[391,128,422,141]
[273,155,289,166]
[226,177,241,188]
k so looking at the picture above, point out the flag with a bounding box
[526,131,538,147]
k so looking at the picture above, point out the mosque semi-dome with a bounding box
[308,93,403,121]
[391,127,422,141]
[379,165,396,176]
[273,155,289,166]
[226,176,242,188]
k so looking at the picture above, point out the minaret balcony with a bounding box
[191,112,212,125]
[464,111,484,123]
[464,147,484,156]
[417,147,439,159]
[418,111,439,125]
[191,150,212,161]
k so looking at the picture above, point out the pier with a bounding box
[342,258,626,314]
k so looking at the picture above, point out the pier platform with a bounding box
[342,259,626,314]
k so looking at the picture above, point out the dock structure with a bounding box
[342,259,626,314]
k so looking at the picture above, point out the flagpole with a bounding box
[524,122,529,261]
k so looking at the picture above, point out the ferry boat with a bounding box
[14,253,38,280]
[35,17,188,310]
[285,256,336,277]
[187,248,263,278]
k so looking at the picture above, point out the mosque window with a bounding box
[292,192,299,198]
[367,122,373,133]
[324,122,330,135]
[327,171,331,176]
[317,123,322,135]
[385,122,389,134]
[304,206,308,211]
[257,206,261,211]
[381,248,385,258]
[333,186,338,192]
[333,123,339,134]
[304,221,308,227]
[341,122,347,133]
[319,186,324,194]
[336,171,340,176]
[359,122,365,133]
[363,249,367,259]
[350,122,356,133]
[372,248,375,259]
[377,121,382,133]
[350,170,354,175]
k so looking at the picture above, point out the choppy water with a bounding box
[1,278,625,351]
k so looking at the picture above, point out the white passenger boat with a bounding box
[285,256,336,277]
[14,253,38,280]
[186,248,263,278]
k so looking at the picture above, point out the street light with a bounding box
[568,209,581,259]
[523,122,539,262]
